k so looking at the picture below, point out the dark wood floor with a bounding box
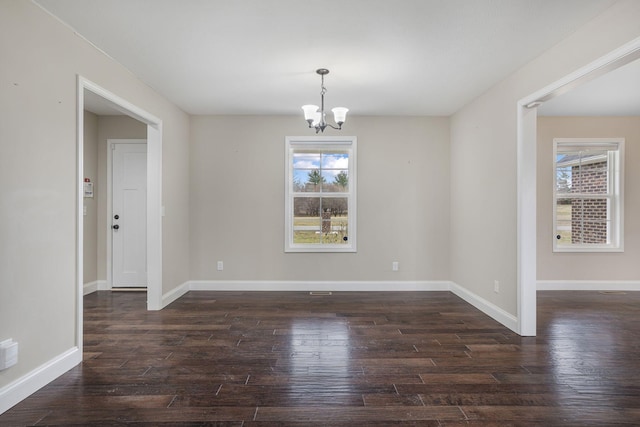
[2,290,640,426]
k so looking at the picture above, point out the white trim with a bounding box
[162,281,190,307]
[76,80,85,351]
[537,280,640,291]
[450,283,519,334]
[83,280,98,295]
[187,280,451,292]
[516,36,640,338]
[83,280,108,295]
[285,136,357,253]
[77,76,163,315]
[516,104,538,336]
[0,347,81,414]
[146,124,163,310]
[521,37,640,108]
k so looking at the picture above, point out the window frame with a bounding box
[552,138,624,253]
[285,136,357,253]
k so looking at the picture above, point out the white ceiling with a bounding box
[36,0,637,117]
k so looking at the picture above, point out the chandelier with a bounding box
[302,68,348,133]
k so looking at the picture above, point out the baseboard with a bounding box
[537,280,640,291]
[83,280,109,295]
[83,281,98,295]
[449,282,519,334]
[186,280,452,292]
[162,281,190,308]
[0,347,81,414]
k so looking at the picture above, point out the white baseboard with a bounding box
[83,281,98,295]
[162,281,189,308]
[0,347,81,414]
[537,280,640,291]
[450,282,519,334]
[186,280,452,292]
[83,280,109,295]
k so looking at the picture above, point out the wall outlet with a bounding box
[217,261,223,271]
[494,280,500,293]
[0,339,18,370]
[392,261,399,271]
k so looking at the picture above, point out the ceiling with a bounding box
[36,0,638,117]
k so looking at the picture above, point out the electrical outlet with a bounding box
[217,261,223,271]
[0,339,18,370]
[392,261,399,271]
[494,280,500,293]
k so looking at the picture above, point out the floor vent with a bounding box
[309,291,332,296]
[598,291,627,295]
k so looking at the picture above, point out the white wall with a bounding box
[0,0,189,398]
[450,0,640,317]
[537,116,640,280]
[189,115,450,283]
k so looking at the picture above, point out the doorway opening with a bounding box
[77,77,163,354]
[516,37,640,336]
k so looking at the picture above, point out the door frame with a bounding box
[516,36,640,336]
[77,76,164,352]
[107,139,148,289]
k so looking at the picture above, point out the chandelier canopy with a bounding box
[302,68,348,133]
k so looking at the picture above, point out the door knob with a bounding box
[114,214,119,220]
[112,224,119,230]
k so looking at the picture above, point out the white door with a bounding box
[112,143,147,287]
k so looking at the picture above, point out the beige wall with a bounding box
[0,0,190,390]
[537,116,640,280]
[95,116,147,281]
[450,0,640,316]
[83,111,99,284]
[190,115,450,282]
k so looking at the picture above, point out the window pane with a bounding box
[556,149,609,194]
[293,153,322,193]
[556,166,572,193]
[321,152,349,169]
[320,197,349,244]
[293,197,321,244]
[571,198,609,244]
[321,170,348,192]
[558,197,610,245]
[576,162,608,194]
[293,153,320,168]
[555,198,572,244]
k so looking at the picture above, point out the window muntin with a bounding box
[286,137,356,252]
[553,139,624,252]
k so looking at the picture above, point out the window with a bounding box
[285,136,356,252]
[553,138,624,252]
